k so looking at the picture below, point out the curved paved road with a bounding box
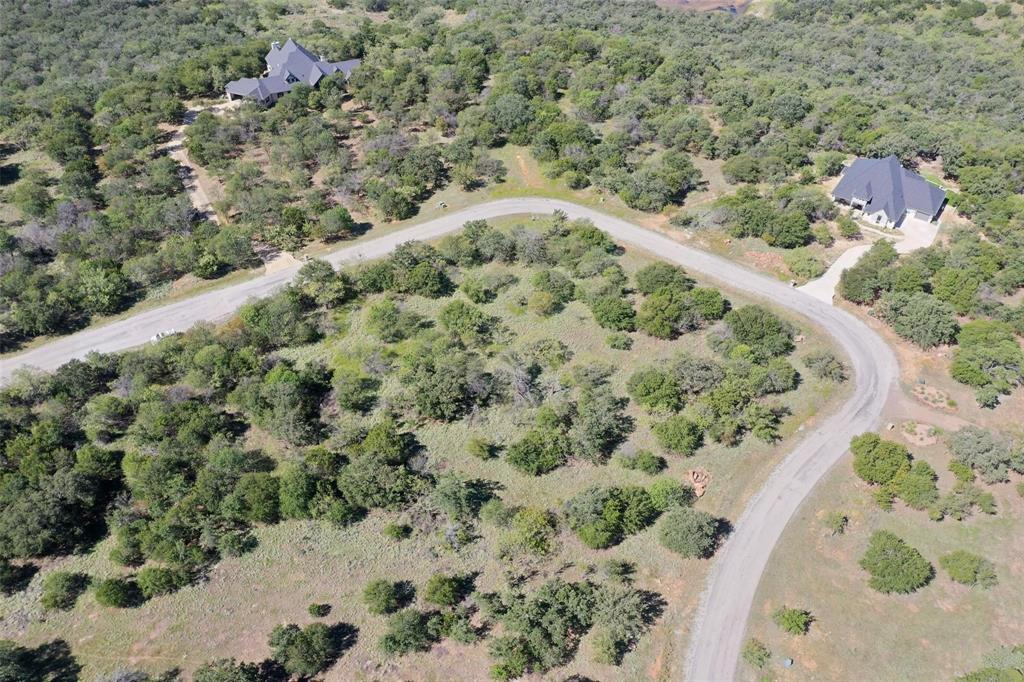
[0,198,898,680]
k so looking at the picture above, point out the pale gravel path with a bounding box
[799,214,939,303]
[0,198,899,681]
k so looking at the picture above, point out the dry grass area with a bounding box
[746,310,1024,681]
[1,247,850,680]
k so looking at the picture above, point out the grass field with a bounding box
[745,321,1024,682]
[0,243,850,680]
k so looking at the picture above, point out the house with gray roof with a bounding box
[225,39,360,106]
[831,155,946,228]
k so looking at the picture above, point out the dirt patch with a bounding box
[514,153,543,188]
[912,384,955,412]
[170,273,202,293]
[743,251,788,277]
[264,251,300,273]
[901,421,938,447]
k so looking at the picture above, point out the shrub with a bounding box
[939,550,997,588]
[859,531,933,593]
[309,603,332,617]
[94,578,142,608]
[658,507,720,558]
[531,269,576,303]
[588,296,636,331]
[40,571,89,611]
[637,289,684,338]
[824,510,848,536]
[653,415,703,456]
[949,460,975,483]
[875,292,958,349]
[136,566,183,599]
[603,559,636,584]
[480,499,515,527]
[850,433,911,485]
[363,579,403,615]
[648,478,696,511]
[773,606,813,634]
[627,367,683,413]
[564,486,658,549]
[438,300,493,346]
[423,574,463,607]
[467,437,496,460]
[619,450,666,475]
[269,622,347,676]
[635,262,693,295]
[509,507,559,556]
[804,349,848,382]
[783,248,825,279]
[379,609,436,655]
[383,523,412,540]
[506,429,570,475]
[891,461,939,510]
[837,214,860,239]
[742,638,771,670]
[947,426,1021,483]
[723,305,795,358]
[606,332,633,350]
[527,290,558,316]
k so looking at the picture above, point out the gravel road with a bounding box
[0,198,897,680]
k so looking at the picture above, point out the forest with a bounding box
[3,0,1023,357]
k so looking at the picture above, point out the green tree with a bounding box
[657,507,720,558]
[653,415,703,456]
[772,606,813,634]
[93,578,142,608]
[850,433,911,485]
[939,550,997,588]
[859,531,933,594]
[363,579,403,615]
[268,622,346,677]
[423,574,463,607]
[40,571,89,611]
[379,610,435,655]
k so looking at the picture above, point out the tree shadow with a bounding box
[0,161,20,187]
[23,639,82,682]
[0,561,38,595]
[395,580,417,609]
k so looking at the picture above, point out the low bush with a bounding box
[657,507,721,558]
[939,550,997,588]
[859,531,933,593]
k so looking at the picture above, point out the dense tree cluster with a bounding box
[849,432,997,521]
[839,231,1024,405]
[481,578,662,677]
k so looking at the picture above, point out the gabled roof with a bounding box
[832,155,946,222]
[226,38,361,103]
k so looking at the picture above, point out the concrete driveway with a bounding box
[799,214,939,303]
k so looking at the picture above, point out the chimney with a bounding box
[271,41,280,51]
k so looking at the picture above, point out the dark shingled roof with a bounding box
[226,38,360,103]
[832,155,946,224]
